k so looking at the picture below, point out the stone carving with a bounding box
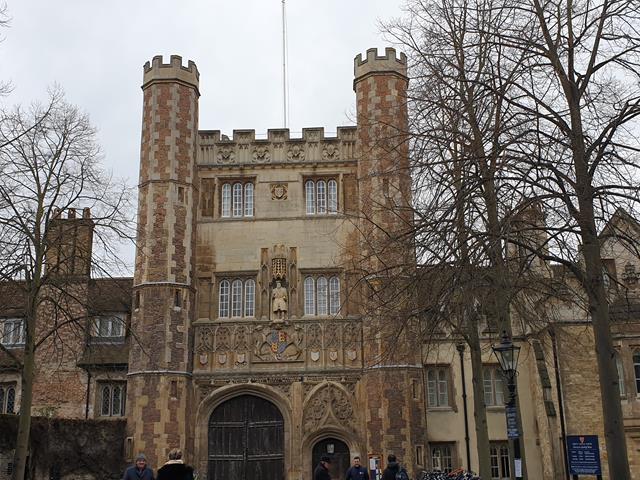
[271,281,288,321]
[307,323,322,348]
[623,263,639,284]
[272,258,287,280]
[215,326,231,351]
[287,145,305,161]
[303,383,355,432]
[253,146,271,163]
[234,325,249,350]
[196,327,214,353]
[271,183,288,200]
[322,144,340,160]
[216,147,235,163]
[253,325,303,362]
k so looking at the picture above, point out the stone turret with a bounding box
[354,48,426,473]
[127,55,200,465]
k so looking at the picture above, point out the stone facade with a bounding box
[1,47,640,480]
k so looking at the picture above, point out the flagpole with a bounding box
[281,0,287,128]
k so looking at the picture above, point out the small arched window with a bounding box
[304,277,315,315]
[221,183,232,218]
[329,276,340,315]
[328,179,338,213]
[219,280,230,318]
[231,279,243,317]
[232,183,243,217]
[317,180,327,214]
[244,183,254,217]
[317,277,328,315]
[244,279,255,317]
[101,385,111,416]
[5,386,14,414]
[305,180,316,214]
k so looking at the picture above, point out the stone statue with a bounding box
[271,281,288,321]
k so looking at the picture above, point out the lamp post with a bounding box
[492,331,523,480]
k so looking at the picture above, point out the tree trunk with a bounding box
[580,222,630,479]
[468,325,492,479]
[13,321,35,480]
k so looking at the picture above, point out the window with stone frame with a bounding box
[430,443,455,473]
[303,275,340,316]
[483,365,506,406]
[90,313,125,343]
[98,382,126,417]
[489,441,511,480]
[218,277,256,318]
[0,318,24,347]
[426,366,451,408]
[221,181,254,218]
[0,383,17,414]
[305,178,338,215]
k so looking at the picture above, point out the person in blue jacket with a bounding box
[346,456,370,480]
[123,453,155,480]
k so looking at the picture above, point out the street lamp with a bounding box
[492,331,524,480]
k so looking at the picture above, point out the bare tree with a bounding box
[0,89,134,480]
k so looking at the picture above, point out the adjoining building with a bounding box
[1,48,639,480]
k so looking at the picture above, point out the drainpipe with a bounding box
[550,328,570,480]
[456,342,472,472]
[85,369,91,419]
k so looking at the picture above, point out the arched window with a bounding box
[219,280,230,318]
[231,279,243,317]
[6,386,14,414]
[304,277,315,315]
[244,183,254,217]
[232,183,243,217]
[305,180,316,214]
[616,352,625,396]
[634,351,640,394]
[317,277,328,315]
[329,276,340,315]
[99,382,125,417]
[112,384,123,416]
[221,183,231,218]
[317,180,327,214]
[328,179,338,213]
[244,279,255,317]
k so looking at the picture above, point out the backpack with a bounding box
[395,468,409,480]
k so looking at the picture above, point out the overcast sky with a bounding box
[0,0,406,270]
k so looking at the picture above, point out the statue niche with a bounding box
[271,254,288,323]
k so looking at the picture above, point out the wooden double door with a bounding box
[208,394,285,480]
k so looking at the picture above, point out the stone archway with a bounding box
[208,394,284,480]
[194,384,293,480]
[312,437,351,480]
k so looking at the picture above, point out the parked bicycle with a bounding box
[417,468,481,480]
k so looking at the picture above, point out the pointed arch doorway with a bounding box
[208,394,285,480]
[312,438,351,480]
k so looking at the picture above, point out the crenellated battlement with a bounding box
[197,126,357,166]
[142,54,200,91]
[354,47,407,83]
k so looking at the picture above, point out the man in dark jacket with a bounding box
[314,455,332,480]
[346,456,369,480]
[157,449,195,480]
[123,453,155,480]
[382,454,407,480]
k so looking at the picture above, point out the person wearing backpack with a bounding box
[382,454,409,480]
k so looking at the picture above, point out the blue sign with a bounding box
[567,435,602,475]
[505,405,520,439]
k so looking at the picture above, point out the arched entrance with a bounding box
[208,394,284,480]
[312,438,351,480]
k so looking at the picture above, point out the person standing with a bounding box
[314,455,332,480]
[381,454,408,480]
[346,456,370,480]
[123,453,155,480]
[157,449,195,480]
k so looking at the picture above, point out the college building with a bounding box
[0,48,639,480]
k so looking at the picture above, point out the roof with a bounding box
[77,343,129,368]
[88,277,132,313]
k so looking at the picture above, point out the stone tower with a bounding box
[127,55,200,464]
[354,48,427,470]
